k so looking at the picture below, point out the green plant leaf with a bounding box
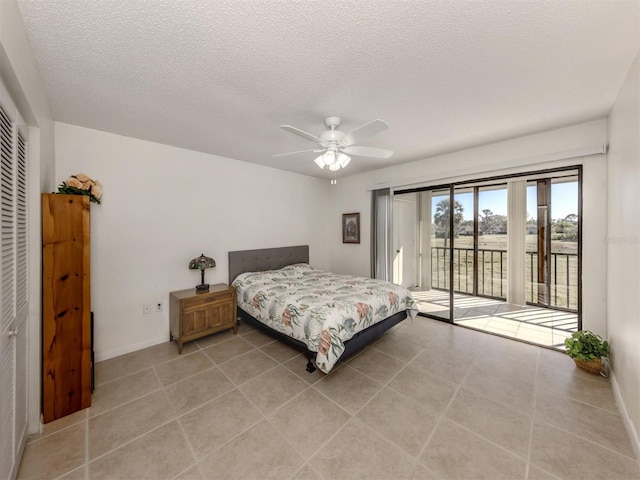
[564,330,609,359]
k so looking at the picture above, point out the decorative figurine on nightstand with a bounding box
[188,253,216,293]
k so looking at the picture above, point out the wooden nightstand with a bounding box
[170,283,237,353]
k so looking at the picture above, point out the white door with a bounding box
[0,83,29,480]
[393,197,417,288]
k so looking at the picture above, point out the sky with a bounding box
[431,181,578,222]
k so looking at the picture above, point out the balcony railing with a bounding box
[431,246,578,311]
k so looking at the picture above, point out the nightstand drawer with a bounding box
[182,290,233,310]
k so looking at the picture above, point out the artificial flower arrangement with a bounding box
[57,173,103,204]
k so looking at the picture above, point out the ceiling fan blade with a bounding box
[342,119,389,146]
[272,149,323,158]
[343,146,393,158]
[279,125,323,144]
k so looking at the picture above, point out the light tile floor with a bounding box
[18,317,640,480]
[412,290,577,349]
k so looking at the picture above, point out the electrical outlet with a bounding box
[155,303,163,312]
[143,304,152,314]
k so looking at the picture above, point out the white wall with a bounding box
[55,122,331,360]
[329,119,608,334]
[1,0,56,434]
[607,50,640,459]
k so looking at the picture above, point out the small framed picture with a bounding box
[342,213,360,244]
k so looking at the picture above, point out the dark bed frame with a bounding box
[228,245,407,373]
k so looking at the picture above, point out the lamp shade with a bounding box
[189,254,216,270]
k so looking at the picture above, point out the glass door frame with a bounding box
[447,185,454,323]
[394,164,582,330]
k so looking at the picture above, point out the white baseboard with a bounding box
[95,335,169,362]
[610,369,640,463]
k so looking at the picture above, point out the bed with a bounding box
[228,245,417,374]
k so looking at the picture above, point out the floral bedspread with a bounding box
[232,264,417,373]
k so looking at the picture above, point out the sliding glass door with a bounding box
[393,186,453,321]
[429,187,453,321]
[387,166,581,348]
[526,176,579,311]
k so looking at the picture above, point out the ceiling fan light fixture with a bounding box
[323,150,336,165]
[337,153,351,168]
[314,151,351,171]
[276,116,392,173]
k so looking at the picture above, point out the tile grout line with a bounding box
[525,352,562,480]
[161,371,202,480]
[48,409,89,480]
[283,321,525,476]
[300,343,429,469]
[94,359,151,388]
[86,367,183,471]
[525,345,541,479]
[419,342,538,473]
[85,408,89,480]
[230,347,312,469]
[26,417,86,445]
[412,337,487,469]
[536,417,640,463]
[176,338,305,471]
[258,355,378,468]
[158,352,238,478]
[287,462,324,480]
[88,385,164,420]
[52,464,86,480]
[87,416,179,466]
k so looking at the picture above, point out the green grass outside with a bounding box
[431,234,578,310]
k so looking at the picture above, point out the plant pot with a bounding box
[573,358,602,375]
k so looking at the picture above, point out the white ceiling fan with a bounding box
[274,116,393,172]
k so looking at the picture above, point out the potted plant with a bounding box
[564,330,609,375]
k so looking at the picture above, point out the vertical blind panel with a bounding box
[16,133,26,308]
[0,104,14,329]
[371,188,393,281]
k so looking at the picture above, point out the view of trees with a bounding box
[433,199,577,243]
[428,182,578,311]
[551,214,578,241]
[433,199,464,243]
[479,209,507,235]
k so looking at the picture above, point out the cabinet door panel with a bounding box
[208,302,234,329]
[182,307,209,336]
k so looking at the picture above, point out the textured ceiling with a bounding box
[16,0,640,179]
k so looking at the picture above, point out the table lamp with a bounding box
[188,253,216,293]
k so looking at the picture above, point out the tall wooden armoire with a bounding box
[41,193,91,423]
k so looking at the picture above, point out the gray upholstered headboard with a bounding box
[228,245,309,283]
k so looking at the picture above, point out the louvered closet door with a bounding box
[0,98,16,480]
[0,86,29,480]
[14,130,28,462]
